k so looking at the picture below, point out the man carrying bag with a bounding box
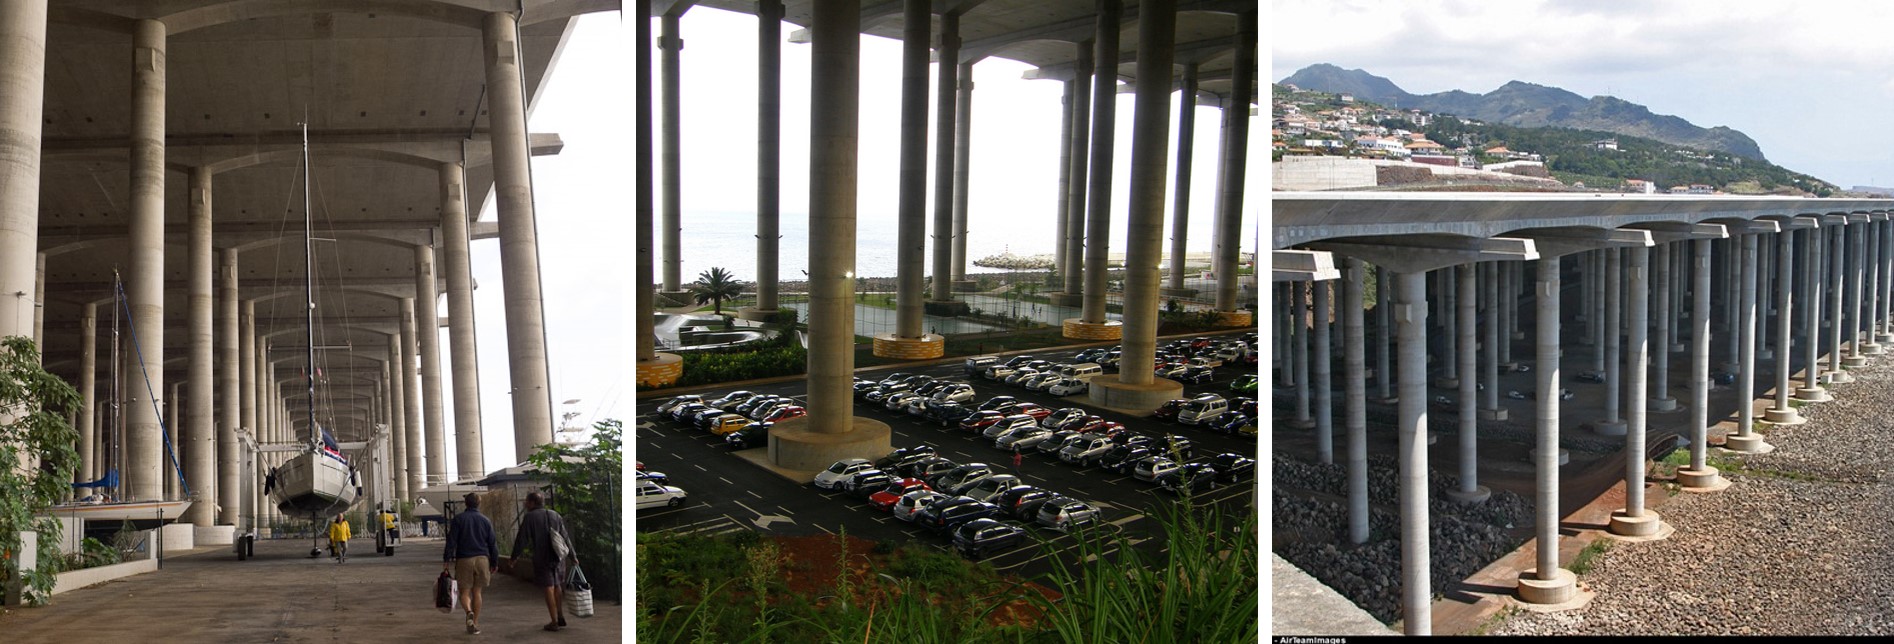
[443,493,499,635]
[509,492,577,632]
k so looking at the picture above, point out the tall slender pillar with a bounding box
[1652,242,1676,411]
[881,0,935,360]
[1342,258,1369,544]
[32,253,43,350]
[1608,245,1663,536]
[930,12,961,303]
[483,12,557,458]
[1596,249,1625,435]
[1077,0,1120,326]
[240,301,257,452]
[1212,3,1255,322]
[1518,257,1578,604]
[1164,63,1198,296]
[1291,281,1311,426]
[950,60,975,287]
[1590,251,1605,371]
[1312,280,1332,464]
[657,8,684,294]
[1677,239,1727,489]
[635,0,657,364]
[78,303,98,483]
[1440,269,1458,385]
[414,245,447,483]
[800,0,868,439]
[439,163,485,475]
[217,250,239,525]
[386,353,408,501]
[125,19,167,502]
[1500,262,1517,363]
[1765,227,1804,425]
[182,168,215,526]
[1845,218,1869,366]
[1059,41,1091,301]
[1828,224,1851,383]
[398,299,424,494]
[1376,265,1393,401]
[1393,270,1432,635]
[1480,263,1505,420]
[754,0,782,313]
[1053,76,1075,283]
[1449,264,1488,504]
[0,1,46,343]
[1797,224,1830,401]
[1880,219,1894,344]
[1727,231,1771,453]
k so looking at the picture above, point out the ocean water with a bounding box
[673,210,1056,284]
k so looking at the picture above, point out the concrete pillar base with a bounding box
[767,416,894,473]
[1762,407,1805,425]
[1087,377,1186,412]
[1827,370,1855,384]
[1604,509,1664,538]
[1676,465,1729,492]
[1062,318,1123,341]
[1862,342,1884,356]
[923,300,971,316]
[1159,287,1198,298]
[656,290,693,307]
[1516,568,1578,605]
[193,525,236,546]
[1288,417,1316,429]
[1722,433,1773,453]
[159,523,197,554]
[635,353,685,388]
[1445,485,1490,504]
[1528,448,1570,466]
[1878,333,1894,344]
[871,334,945,360]
[1757,349,1773,361]
[1048,292,1084,307]
[1794,386,1832,403]
[1669,343,1686,353]
[1844,355,1869,368]
[1479,408,1509,421]
[1651,397,1678,412]
[736,307,783,323]
[1593,420,1627,437]
[1374,396,1400,405]
[1216,310,1254,327]
[952,280,980,293]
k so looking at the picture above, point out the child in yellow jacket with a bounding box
[329,515,351,562]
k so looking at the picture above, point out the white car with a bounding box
[984,364,1018,380]
[635,480,687,510]
[933,384,976,404]
[1047,378,1089,396]
[1023,372,1063,392]
[812,458,876,489]
[892,490,948,522]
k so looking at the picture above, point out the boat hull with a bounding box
[271,451,359,520]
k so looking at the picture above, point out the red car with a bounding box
[1094,421,1127,438]
[960,410,1005,432]
[868,478,933,511]
[1012,403,1053,421]
[764,405,807,422]
[1151,399,1189,421]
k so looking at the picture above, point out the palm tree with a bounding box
[689,267,747,316]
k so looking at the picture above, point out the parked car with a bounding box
[964,355,999,376]
[914,379,951,396]
[750,400,794,421]
[953,518,1028,559]
[1046,378,1090,396]
[655,395,703,416]
[1157,463,1221,494]
[635,480,687,510]
[991,485,1055,520]
[636,469,668,484]
[812,458,876,489]
[879,372,917,388]
[842,470,897,497]
[1023,372,1063,392]
[903,395,933,416]
[1230,375,1259,395]
[724,422,772,449]
[982,414,1039,441]
[900,457,959,481]
[1041,408,1088,430]
[1209,411,1255,436]
[915,496,1000,533]
[959,410,1007,433]
[690,406,732,428]
[961,474,1026,502]
[984,363,1019,381]
[707,413,751,436]
[868,478,933,511]
[876,445,938,469]
[1133,456,1181,482]
[1058,415,1107,433]
[1073,348,1107,363]
[1002,368,1042,387]
[668,402,711,423]
[1059,435,1115,467]
[997,426,1054,450]
[1151,398,1190,421]
[708,390,756,409]
[977,396,1019,412]
[1177,395,1228,426]
[1035,496,1101,533]
[762,405,807,423]
[1177,366,1216,384]
[929,463,995,495]
[1207,453,1257,483]
[1098,444,1159,475]
[884,390,922,411]
[892,489,948,522]
[922,400,974,426]
[933,383,976,404]
[1011,403,1053,421]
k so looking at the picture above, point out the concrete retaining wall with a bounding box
[1273,156,1379,191]
[51,548,159,596]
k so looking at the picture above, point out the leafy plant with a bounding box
[0,336,82,606]
[523,419,622,600]
[689,267,748,317]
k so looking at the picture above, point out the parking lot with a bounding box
[633,331,1258,581]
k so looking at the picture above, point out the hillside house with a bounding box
[1593,138,1620,151]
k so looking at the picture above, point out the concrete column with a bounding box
[1596,249,1625,435]
[240,301,257,453]
[657,9,684,293]
[216,250,240,526]
[1518,257,1577,604]
[125,19,167,502]
[1881,219,1894,343]
[400,299,426,494]
[1053,75,1074,280]
[1590,252,1605,369]
[0,0,45,343]
[414,245,447,483]
[1376,265,1393,400]
[1078,0,1121,325]
[78,303,97,483]
[807,0,861,435]
[1797,225,1830,401]
[1450,264,1488,504]
[483,12,557,458]
[1727,233,1771,453]
[166,382,181,500]
[930,13,961,303]
[754,0,782,313]
[950,60,975,287]
[1312,279,1333,464]
[1757,236,1772,360]
[1481,263,1505,419]
[439,163,484,476]
[1440,269,1458,386]
[1828,225,1851,383]
[1059,41,1091,300]
[892,0,928,341]
[1393,270,1432,635]
[1846,218,1869,366]
[1212,5,1255,318]
[1164,63,1198,294]
[1501,262,1518,361]
[33,253,43,349]
[1670,247,1685,353]
[1342,258,1369,544]
[1608,246,1663,536]
[1652,242,1676,411]
[1725,238,1741,366]
[1765,229,1803,425]
[1291,281,1312,426]
[1677,239,1727,489]
[182,167,215,526]
[387,351,408,501]
[635,0,656,363]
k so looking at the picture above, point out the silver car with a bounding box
[997,426,1053,451]
[893,490,949,522]
[933,384,976,404]
[1059,435,1115,467]
[962,474,1026,502]
[1035,496,1101,533]
[982,414,1038,441]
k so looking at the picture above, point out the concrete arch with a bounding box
[159,1,489,35]
[48,6,138,35]
[204,146,443,176]
[232,230,422,255]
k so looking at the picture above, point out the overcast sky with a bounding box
[1273,0,1894,189]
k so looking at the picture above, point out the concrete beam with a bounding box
[1511,227,1653,259]
[1272,249,1339,282]
[1307,235,1536,275]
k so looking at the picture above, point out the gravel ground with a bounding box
[1493,358,1894,636]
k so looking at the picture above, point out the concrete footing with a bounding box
[1651,397,1677,412]
[923,299,971,316]
[1479,408,1509,421]
[1062,318,1123,341]
[1048,292,1084,307]
[1879,333,1894,344]
[1445,485,1490,504]
[767,416,893,473]
[1862,342,1884,356]
[1676,465,1730,492]
[1515,568,1579,606]
[871,333,945,360]
[193,525,235,546]
[158,524,196,554]
[1593,420,1627,437]
[635,353,685,388]
[1722,433,1774,453]
[1604,510,1668,540]
[1762,406,1805,425]
[1827,369,1856,384]
[1088,377,1185,412]
[736,306,782,322]
[1528,448,1569,466]
[1843,355,1869,368]
[1794,386,1832,402]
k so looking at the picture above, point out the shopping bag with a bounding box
[563,565,594,618]
[435,571,458,613]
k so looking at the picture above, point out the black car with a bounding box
[1001,355,1036,368]
[1207,453,1256,483]
[854,380,880,398]
[978,396,1019,412]
[1037,430,1084,455]
[1074,348,1107,363]
[952,518,1027,559]
[916,496,1001,533]
[876,445,938,469]
[914,379,951,396]
[1131,435,1194,460]
[708,390,757,408]
[900,456,958,480]
[843,470,897,497]
[1177,366,1216,385]
[991,485,1055,520]
[1156,463,1220,494]
[1098,445,1158,474]
[922,400,974,426]
[879,372,917,387]
[724,422,773,449]
[668,402,711,422]
[1209,412,1254,435]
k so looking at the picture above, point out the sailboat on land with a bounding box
[264,124,361,523]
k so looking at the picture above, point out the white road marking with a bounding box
[746,490,763,499]
[719,476,733,485]
[1108,513,1144,526]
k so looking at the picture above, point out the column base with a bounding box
[1826,370,1855,384]
[1288,416,1316,429]
[656,289,693,307]
[1669,343,1686,353]
[1651,397,1677,412]
[1863,342,1884,356]
[1603,509,1669,541]
[1843,355,1869,368]
[736,306,782,323]
[1794,386,1832,403]
[1062,318,1123,341]
[1722,432,1773,454]
[1756,349,1773,361]
[767,416,894,473]
[1878,333,1894,344]
[1762,406,1805,425]
[1593,420,1627,437]
[1445,485,1490,504]
[1048,292,1084,307]
[1528,448,1570,466]
[1432,377,1459,389]
[1676,465,1730,492]
[194,525,236,546]
[1087,376,1186,412]
[923,299,971,316]
[952,280,980,293]
[635,353,685,388]
[871,334,945,360]
[1159,286,1199,298]
[1215,310,1254,327]
[1479,408,1509,421]
[1515,568,1579,606]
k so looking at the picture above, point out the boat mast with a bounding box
[301,123,318,448]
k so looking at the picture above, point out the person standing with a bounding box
[328,515,350,563]
[443,493,499,635]
[381,506,399,549]
[510,492,575,632]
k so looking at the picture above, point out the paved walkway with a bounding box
[1271,554,1397,635]
[0,536,619,643]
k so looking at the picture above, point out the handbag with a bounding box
[435,570,458,613]
[563,565,594,618]
[551,528,574,564]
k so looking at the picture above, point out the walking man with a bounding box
[510,492,576,632]
[328,514,350,563]
[443,493,499,635]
